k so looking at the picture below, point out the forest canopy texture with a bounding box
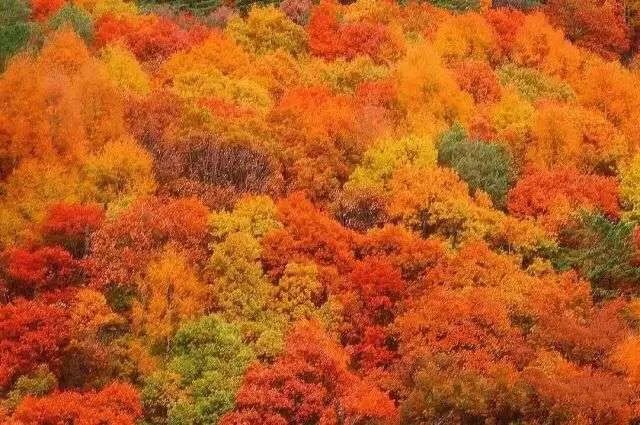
[3,0,640,423]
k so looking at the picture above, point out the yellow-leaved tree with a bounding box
[225,5,307,56]
[396,42,473,134]
[101,43,151,96]
[81,137,156,214]
[132,246,209,349]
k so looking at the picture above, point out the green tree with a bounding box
[47,4,94,43]
[165,316,254,425]
[142,316,255,425]
[207,226,285,358]
[4,366,57,411]
[552,213,640,298]
[492,0,541,9]
[0,0,33,69]
[437,125,514,208]
[428,0,480,11]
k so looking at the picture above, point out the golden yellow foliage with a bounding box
[0,161,81,246]
[81,137,156,211]
[101,43,151,96]
[225,6,307,56]
[163,33,252,78]
[434,13,498,64]
[132,246,209,347]
[396,42,473,133]
[74,0,137,18]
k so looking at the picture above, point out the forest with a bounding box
[2,0,640,423]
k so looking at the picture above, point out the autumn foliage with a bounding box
[3,0,640,423]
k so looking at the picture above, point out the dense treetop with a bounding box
[2,0,640,423]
